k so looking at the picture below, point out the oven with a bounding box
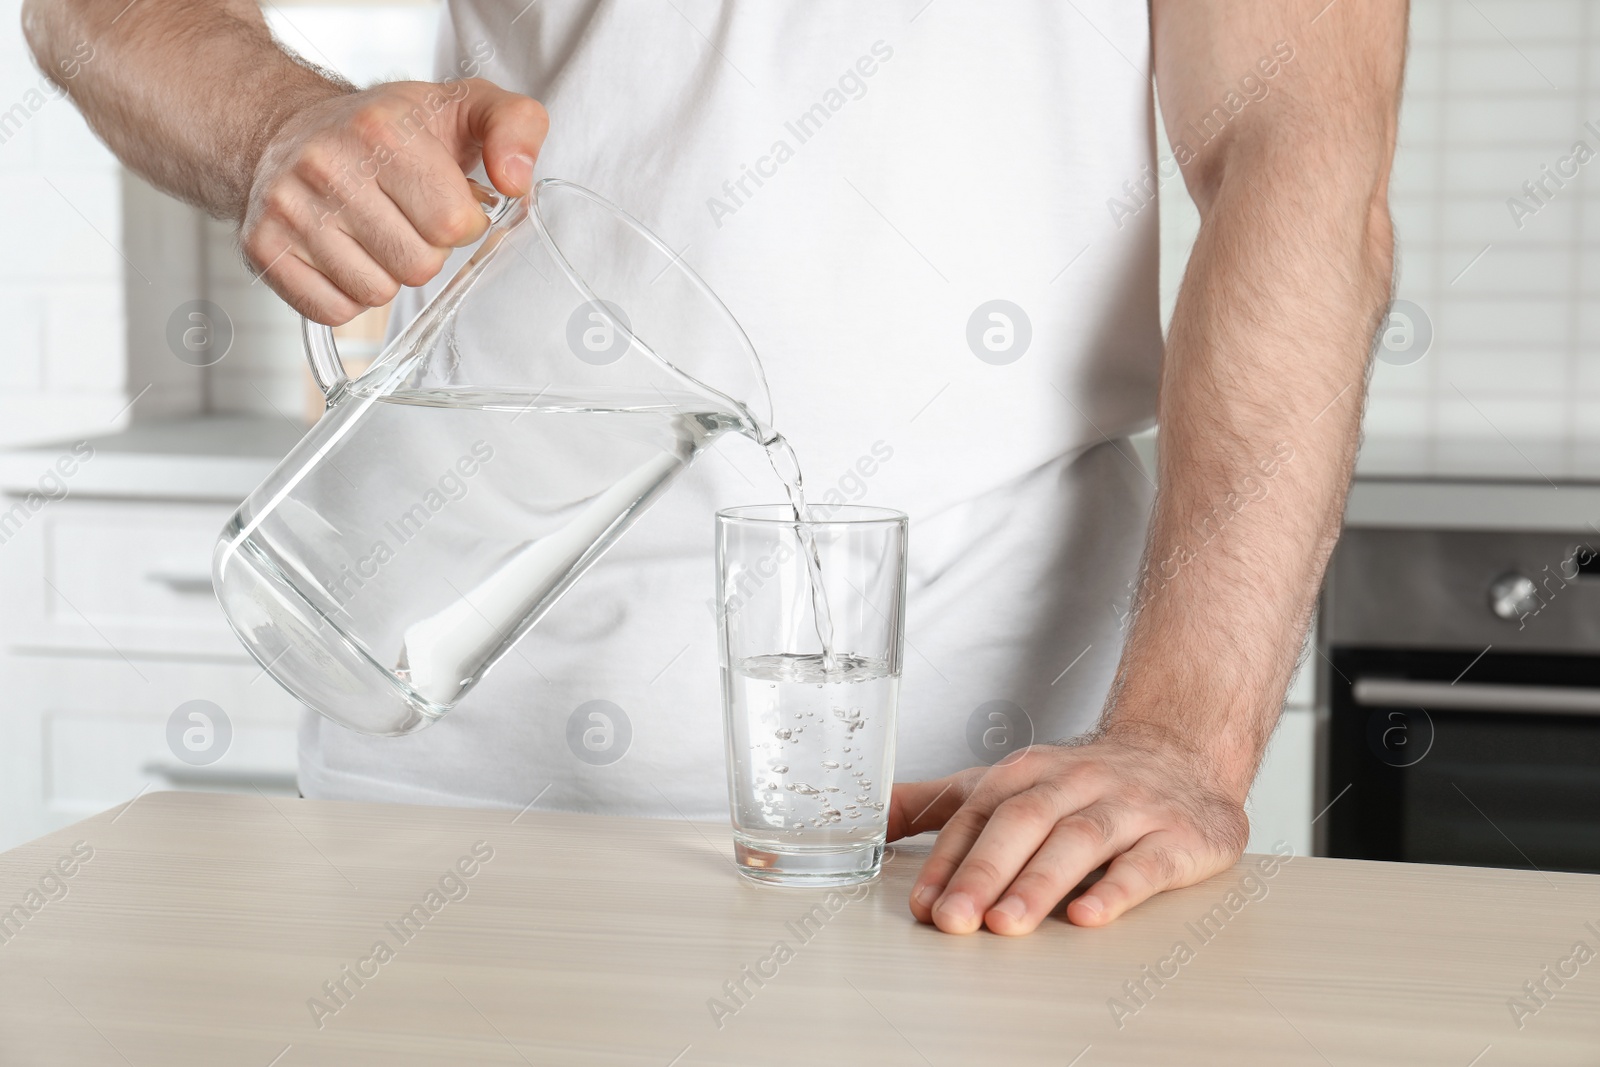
[1322,528,1600,874]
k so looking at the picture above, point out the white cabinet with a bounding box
[2,498,245,656]
[1246,705,1315,857]
[0,418,303,852]
[3,656,301,847]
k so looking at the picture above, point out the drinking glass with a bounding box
[715,505,908,886]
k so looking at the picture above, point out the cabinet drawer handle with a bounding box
[144,571,215,595]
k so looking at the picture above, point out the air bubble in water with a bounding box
[821,760,840,770]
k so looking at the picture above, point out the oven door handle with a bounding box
[1352,677,1600,717]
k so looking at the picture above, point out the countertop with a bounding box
[3,416,1598,529]
[0,415,304,501]
[1,791,1596,1065]
[1133,430,1600,532]
[1345,436,1600,532]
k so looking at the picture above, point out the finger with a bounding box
[982,804,1147,936]
[300,221,402,309]
[458,80,549,196]
[256,246,364,326]
[886,770,978,841]
[369,122,489,249]
[906,758,1054,929]
[928,770,1109,934]
[246,174,400,312]
[323,181,450,288]
[925,787,1065,934]
[1066,831,1194,928]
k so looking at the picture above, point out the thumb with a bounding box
[457,80,549,197]
[887,770,979,841]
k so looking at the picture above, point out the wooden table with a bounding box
[1,792,1597,1065]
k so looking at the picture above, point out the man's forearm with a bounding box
[22,0,349,219]
[1103,101,1397,799]
[891,0,1405,935]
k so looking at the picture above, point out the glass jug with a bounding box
[214,178,774,736]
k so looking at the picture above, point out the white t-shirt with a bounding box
[299,0,1162,817]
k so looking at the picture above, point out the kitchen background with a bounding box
[0,1,1590,866]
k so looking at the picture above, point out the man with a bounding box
[24,0,1402,935]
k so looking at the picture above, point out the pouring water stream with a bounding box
[759,432,839,673]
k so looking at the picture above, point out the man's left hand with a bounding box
[887,730,1251,935]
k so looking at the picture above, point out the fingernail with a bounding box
[990,895,1027,922]
[934,892,976,927]
[912,884,941,909]
[504,152,534,192]
[1076,895,1104,920]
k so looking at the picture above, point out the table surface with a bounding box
[1,791,1597,1066]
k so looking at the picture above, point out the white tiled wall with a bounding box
[200,215,309,420]
[1160,0,1595,453]
[122,173,205,420]
[1378,0,1594,443]
[0,0,129,446]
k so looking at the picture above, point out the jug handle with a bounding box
[301,179,519,400]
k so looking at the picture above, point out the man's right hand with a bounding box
[241,80,548,325]
[26,0,546,324]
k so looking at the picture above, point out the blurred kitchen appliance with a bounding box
[1324,528,1600,874]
